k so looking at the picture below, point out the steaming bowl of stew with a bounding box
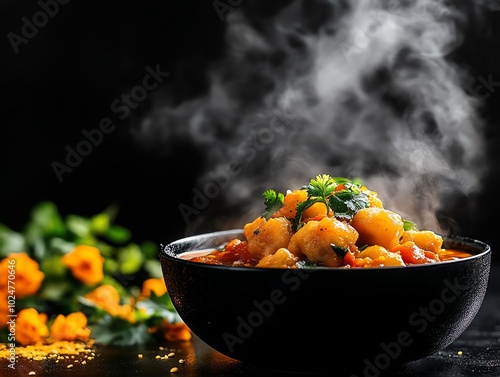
[159,175,491,374]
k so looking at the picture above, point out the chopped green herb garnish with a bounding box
[330,244,348,257]
[262,189,284,219]
[403,219,418,231]
[293,174,370,231]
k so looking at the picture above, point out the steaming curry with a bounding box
[188,174,473,268]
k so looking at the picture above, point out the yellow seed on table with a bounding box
[167,352,175,357]
[67,364,73,369]
[179,359,185,364]
[82,361,86,365]
[159,346,164,350]
[170,367,178,373]
[138,354,143,359]
[29,372,36,375]
[458,351,463,356]
[155,355,161,359]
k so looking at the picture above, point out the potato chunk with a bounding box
[256,248,298,268]
[288,217,359,267]
[246,217,293,258]
[400,230,443,253]
[351,207,404,250]
[357,245,405,267]
[273,190,307,219]
[243,216,266,242]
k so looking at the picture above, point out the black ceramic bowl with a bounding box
[159,229,491,375]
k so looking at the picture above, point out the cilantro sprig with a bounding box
[262,189,284,219]
[294,174,369,230]
[261,174,371,231]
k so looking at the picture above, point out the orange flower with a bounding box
[161,319,191,342]
[0,253,44,299]
[141,278,167,298]
[84,284,135,323]
[62,245,104,285]
[114,303,136,324]
[84,284,120,308]
[50,312,91,342]
[16,308,49,345]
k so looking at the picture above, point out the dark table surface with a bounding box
[2,265,500,377]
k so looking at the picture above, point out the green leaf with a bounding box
[104,258,119,274]
[28,201,66,237]
[38,280,72,301]
[293,197,318,231]
[48,237,76,255]
[117,243,144,275]
[88,315,154,346]
[403,220,418,231]
[262,189,284,219]
[106,225,131,244]
[66,215,91,238]
[137,293,182,323]
[304,174,337,198]
[144,259,163,279]
[330,243,348,257]
[141,241,158,260]
[40,255,67,278]
[0,224,26,257]
[328,190,369,221]
[90,213,110,234]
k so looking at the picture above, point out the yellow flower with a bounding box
[62,245,104,285]
[16,308,49,345]
[161,319,191,342]
[0,253,44,299]
[50,312,91,342]
[84,284,135,323]
[141,278,167,298]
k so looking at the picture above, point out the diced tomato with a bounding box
[424,250,440,262]
[190,255,223,265]
[218,239,255,265]
[343,250,356,267]
[393,242,436,265]
[335,184,346,192]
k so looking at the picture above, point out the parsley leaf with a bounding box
[328,189,369,221]
[330,244,348,257]
[303,174,337,198]
[293,174,370,230]
[403,220,418,231]
[262,189,284,219]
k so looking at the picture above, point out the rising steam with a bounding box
[136,0,488,236]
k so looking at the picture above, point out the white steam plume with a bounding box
[136,0,488,236]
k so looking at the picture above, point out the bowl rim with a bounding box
[159,228,491,271]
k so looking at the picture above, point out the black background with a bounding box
[1,0,499,264]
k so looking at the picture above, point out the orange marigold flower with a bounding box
[84,284,135,323]
[161,319,192,342]
[115,303,136,324]
[62,245,104,286]
[84,284,121,308]
[0,253,44,299]
[50,312,91,342]
[16,308,49,345]
[141,278,167,298]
